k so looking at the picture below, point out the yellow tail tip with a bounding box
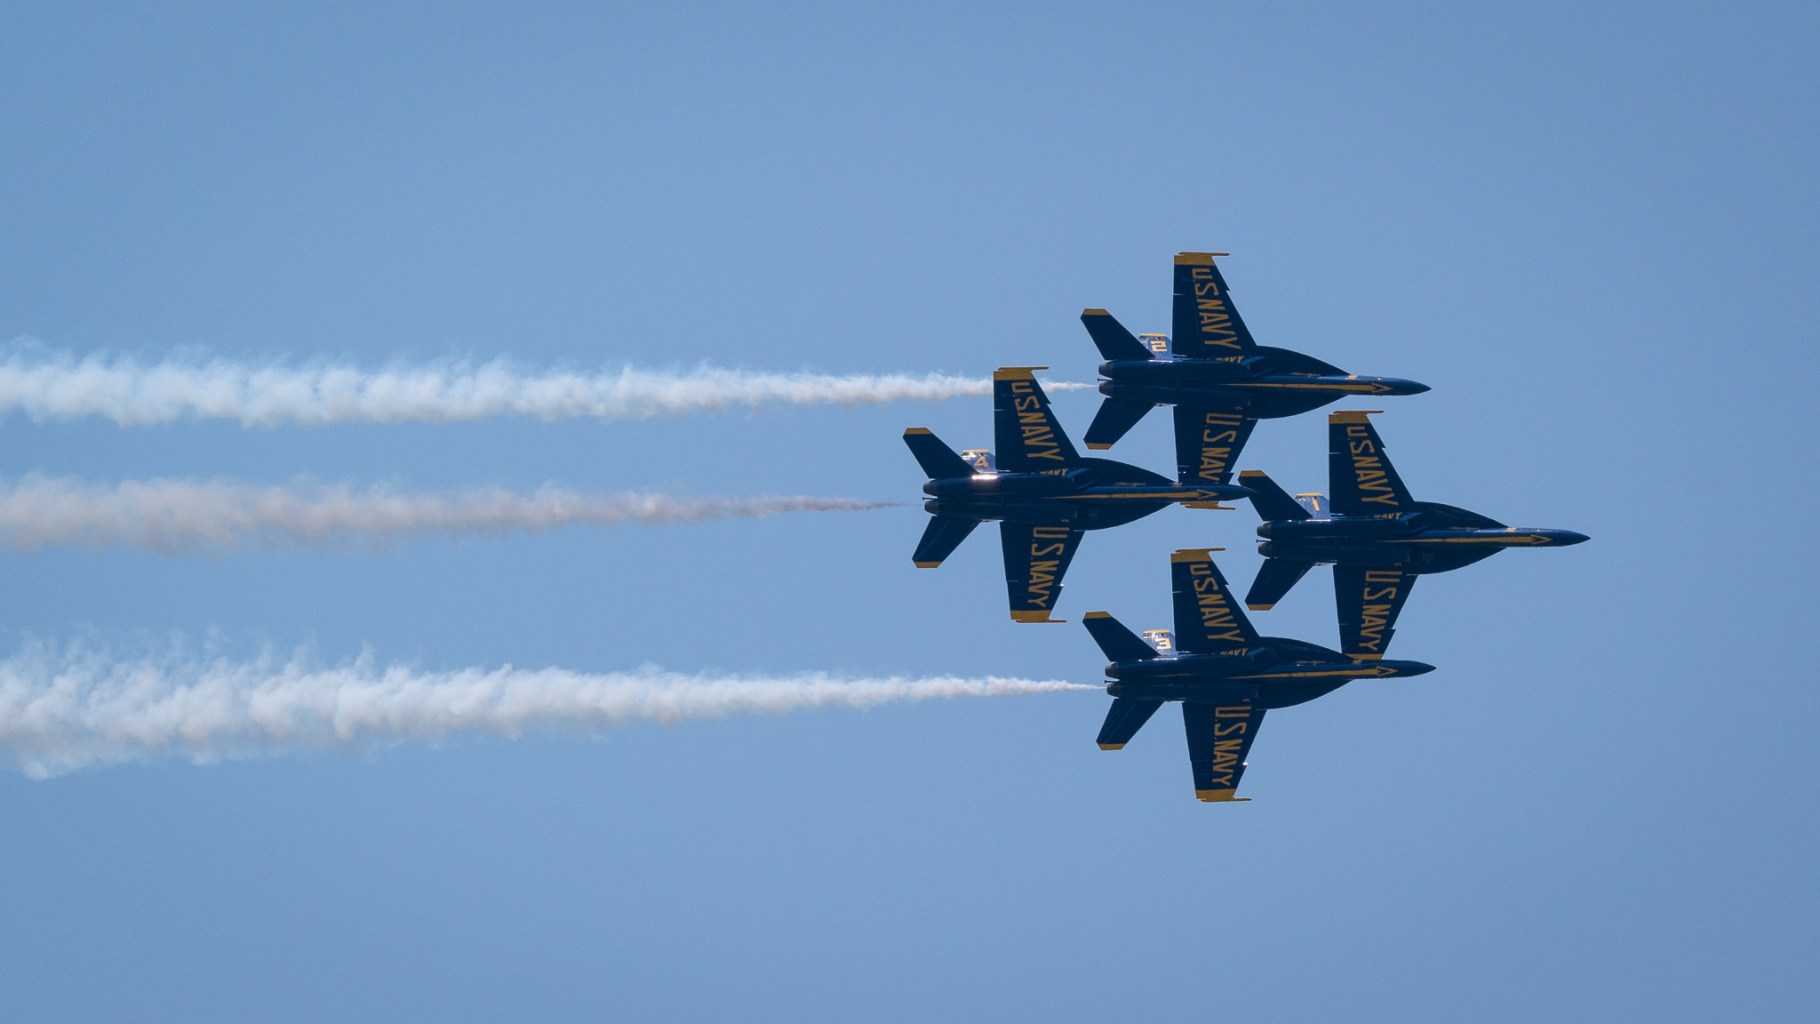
[1010,611,1065,624]
[1098,743,1125,751]
[1195,789,1251,803]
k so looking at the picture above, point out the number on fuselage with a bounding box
[1141,629,1175,653]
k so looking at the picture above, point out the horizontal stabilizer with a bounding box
[1082,611,1158,662]
[903,428,974,480]
[1245,557,1316,611]
[1183,701,1266,802]
[912,515,980,568]
[1080,308,1154,362]
[1237,470,1312,522]
[1083,396,1154,450]
[1097,697,1164,750]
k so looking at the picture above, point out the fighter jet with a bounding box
[1241,410,1589,659]
[1078,252,1429,494]
[1085,548,1434,802]
[905,367,1251,623]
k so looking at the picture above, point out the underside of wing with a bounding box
[1173,405,1257,488]
[1183,701,1267,802]
[1170,548,1260,654]
[1171,253,1259,360]
[1334,564,1416,659]
[999,521,1085,622]
[1328,411,1415,516]
[993,368,1080,472]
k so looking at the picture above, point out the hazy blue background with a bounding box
[3,2,1815,1020]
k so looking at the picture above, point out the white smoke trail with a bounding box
[0,641,1093,777]
[0,475,893,553]
[0,349,1087,427]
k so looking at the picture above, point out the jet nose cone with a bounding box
[1551,530,1591,547]
[1397,379,1432,396]
[1394,660,1436,677]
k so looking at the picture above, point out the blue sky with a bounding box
[2,2,1816,1020]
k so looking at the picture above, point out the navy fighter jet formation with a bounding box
[904,251,1586,802]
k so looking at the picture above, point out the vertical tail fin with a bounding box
[992,368,1081,471]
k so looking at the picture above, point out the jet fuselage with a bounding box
[1096,353,1430,421]
[1102,641,1433,709]
[1256,505,1589,574]
[922,458,1245,529]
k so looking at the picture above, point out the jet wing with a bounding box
[992,367,1081,472]
[1334,565,1416,659]
[1171,253,1259,360]
[999,522,1085,622]
[1170,548,1261,654]
[1183,701,1267,801]
[1173,404,1257,489]
[1328,411,1415,516]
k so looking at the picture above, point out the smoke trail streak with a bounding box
[0,475,893,553]
[0,349,1088,427]
[0,641,1093,777]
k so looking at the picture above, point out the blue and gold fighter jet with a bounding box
[1079,252,1429,493]
[1241,410,1589,659]
[904,367,1251,623]
[1085,548,1434,801]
